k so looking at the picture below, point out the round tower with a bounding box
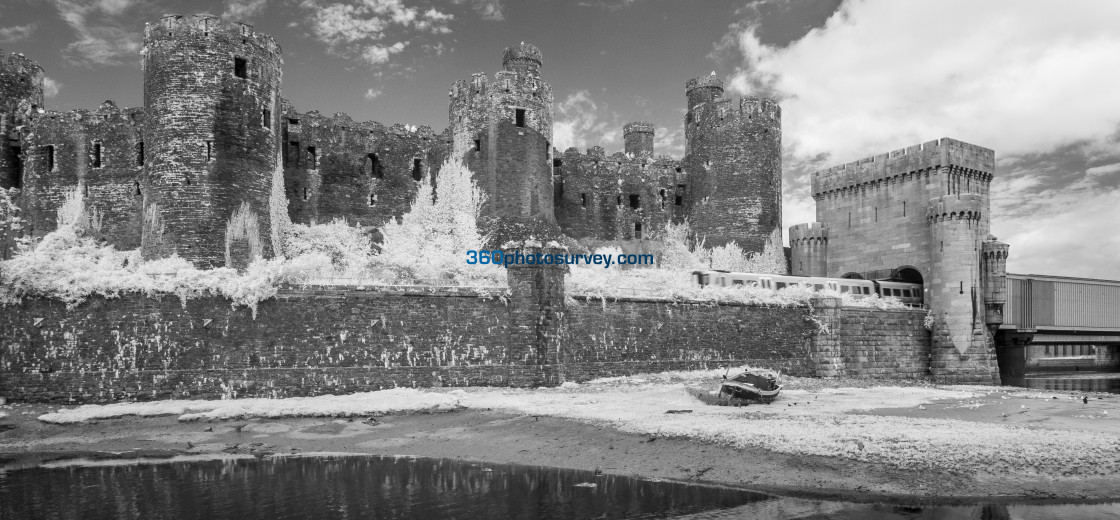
[623,122,654,158]
[140,14,282,269]
[684,92,782,254]
[927,193,997,383]
[789,223,828,277]
[981,236,1009,331]
[0,50,45,190]
[501,43,542,78]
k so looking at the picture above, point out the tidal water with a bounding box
[1003,371,1120,394]
[1,455,1117,520]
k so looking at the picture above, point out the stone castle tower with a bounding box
[683,73,782,252]
[790,138,1008,383]
[0,50,43,191]
[141,14,282,268]
[449,43,555,226]
[4,16,787,267]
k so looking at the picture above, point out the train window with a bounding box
[840,286,849,293]
[733,280,744,286]
[775,282,787,289]
[863,287,871,295]
[813,284,824,291]
[702,274,710,285]
[902,289,911,297]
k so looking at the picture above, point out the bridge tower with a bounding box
[140,14,282,269]
[927,193,1000,383]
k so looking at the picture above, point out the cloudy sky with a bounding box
[2,0,1117,279]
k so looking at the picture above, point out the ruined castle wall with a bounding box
[280,107,446,230]
[554,147,685,241]
[481,120,553,221]
[141,14,281,268]
[685,94,782,253]
[1,290,832,402]
[809,138,994,279]
[0,50,44,190]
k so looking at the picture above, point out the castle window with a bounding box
[368,193,376,206]
[675,167,682,173]
[675,183,686,206]
[903,201,906,217]
[634,222,642,239]
[43,145,54,172]
[515,108,526,127]
[629,194,640,209]
[234,57,247,78]
[288,118,300,126]
[288,141,299,166]
[303,188,309,201]
[134,182,141,196]
[553,159,562,168]
[136,141,144,166]
[474,139,481,151]
[617,194,622,208]
[580,193,587,208]
[875,207,878,222]
[412,158,422,181]
[307,146,317,169]
[262,108,271,128]
[92,142,102,168]
[675,195,683,206]
[848,212,851,228]
[369,154,382,178]
[659,188,666,209]
[206,141,213,162]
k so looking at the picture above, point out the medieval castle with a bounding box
[0,13,782,269]
[0,14,1007,383]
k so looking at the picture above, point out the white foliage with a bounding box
[374,159,503,285]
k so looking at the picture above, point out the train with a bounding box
[690,270,925,307]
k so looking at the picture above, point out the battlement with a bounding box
[981,236,1009,259]
[789,222,828,242]
[686,74,724,93]
[623,122,654,135]
[0,50,44,75]
[449,73,489,99]
[812,138,995,196]
[144,13,281,56]
[502,43,542,70]
[927,193,984,222]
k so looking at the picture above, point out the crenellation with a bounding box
[812,137,995,196]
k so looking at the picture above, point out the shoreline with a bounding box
[3,379,1119,505]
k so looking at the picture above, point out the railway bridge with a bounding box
[996,273,1120,381]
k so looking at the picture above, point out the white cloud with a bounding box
[0,23,37,43]
[724,0,1120,278]
[452,0,504,21]
[727,1,1120,162]
[222,0,269,22]
[361,41,406,65]
[552,90,620,152]
[364,87,382,99]
[42,77,62,98]
[51,0,142,66]
[300,0,452,67]
[653,125,683,158]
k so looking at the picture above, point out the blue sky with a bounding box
[2,0,1118,279]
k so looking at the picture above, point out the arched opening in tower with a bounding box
[892,266,924,285]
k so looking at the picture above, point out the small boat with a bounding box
[717,367,782,403]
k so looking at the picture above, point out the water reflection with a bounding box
[1,456,1118,519]
[1,455,770,520]
[1003,372,1120,394]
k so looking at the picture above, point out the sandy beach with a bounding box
[2,371,1118,503]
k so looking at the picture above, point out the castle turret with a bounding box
[140,14,282,269]
[981,236,1009,331]
[684,75,782,253]
[0,50,44,190]
[623,122,654,158]
[927,193,999,383]
[789,223,828,277]
[448,43,556,241]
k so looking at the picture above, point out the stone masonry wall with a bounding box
[809,299,931,378]
[1,289,936,403]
